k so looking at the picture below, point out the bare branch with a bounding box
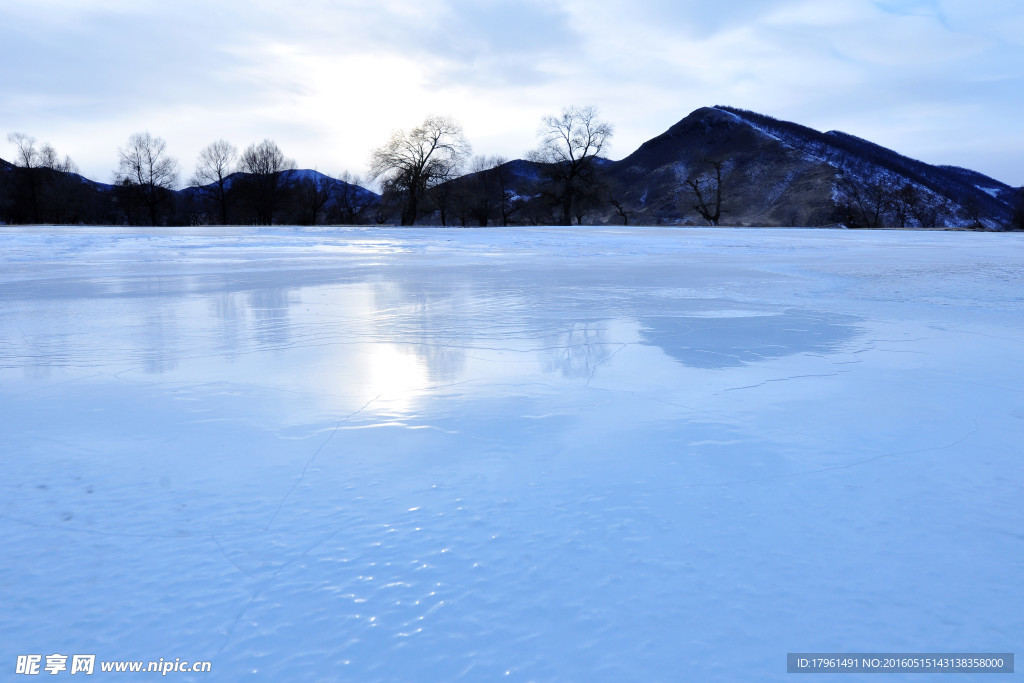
[369,115,471,225]
[530,105,613,225]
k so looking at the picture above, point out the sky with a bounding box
[2,0,1022,188]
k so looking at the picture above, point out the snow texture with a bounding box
[2,226,1022,681]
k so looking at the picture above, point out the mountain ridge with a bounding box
[455,106,1018,229]
[3,107,1021,228]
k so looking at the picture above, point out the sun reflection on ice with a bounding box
[356,343,429,419]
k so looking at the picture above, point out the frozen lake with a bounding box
[2,226,1022,680]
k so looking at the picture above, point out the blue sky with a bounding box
[2,0,1022,186]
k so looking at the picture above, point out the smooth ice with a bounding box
[2,226,1022,680]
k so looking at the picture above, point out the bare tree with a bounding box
[4,134,86,223]
[528,105,613,226]
[369,115,471,225]
[573,161,609,225]
[609,197,630,225]
[685,159,725,226]
[7,132,39,169]
[890,183,918,228]
[295,171,333,225]
[190,139,237,224]
[429,154,465,226]
[960,196,984,230]
[237,139,295,225]
[835,170,894,228]
[39,144,82,223]
[449,155,502,226]
[908,194,952,229]
[7,133,42,222]
[116,132,179,225]
[330,171,373,224]
[490,158,524,227]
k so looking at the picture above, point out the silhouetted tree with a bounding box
[450,155,504,226]
[836,170,894,228]
[907,195,948,229]
[38,144,83,223]
[5,134,87,223]
[237,139,295,225]
[572,161,608,225]
[890,183,919,228]
[960,196,984,229]
[369,115,470,226]
[116,132,179,225]
[190,139,237,224]
[609,194,630,225]
[428,154,464,226]
[529,105,612,226]
[7,133,43,222]
[329,171,373,224]
[686,159,725,226]
[491,158,523,226]
[295,171,333,225]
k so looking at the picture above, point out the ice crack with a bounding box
[264,394,382,531]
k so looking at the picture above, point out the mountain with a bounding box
[607,107,838,226]
[439,106,1019,229]
[285,168,380,204]
[180,168,381,225]
[181,168,379,203]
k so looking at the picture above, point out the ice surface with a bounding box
[2,226,1022,680]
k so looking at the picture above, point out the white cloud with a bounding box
[2,0,1022,185]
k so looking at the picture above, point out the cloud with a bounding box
[2,0,1022,185]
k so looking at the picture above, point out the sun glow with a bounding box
[356,343,429,419]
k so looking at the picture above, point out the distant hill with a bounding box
[436,106,1020,229]
[0,160,381,225]
[181,169,379,207]
[606,106,838,226]
[179,168,380,225]
[1,155,117,224]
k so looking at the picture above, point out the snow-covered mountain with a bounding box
[437,106,1019,229]
[605,106,1018,228]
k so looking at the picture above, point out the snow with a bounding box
[2,226,1022,680]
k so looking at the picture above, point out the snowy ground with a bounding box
[1,226,1022,681]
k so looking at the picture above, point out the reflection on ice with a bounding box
[640,309,859,368]
[545,321,623,379]
[2,265,861,417]
[248,287,295,347]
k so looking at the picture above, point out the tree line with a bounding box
[3,106,1023,229]
[0,106,617,227]
[0,131,379,227]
